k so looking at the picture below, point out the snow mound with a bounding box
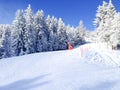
[82,50,117,67]
[77,43,120,67]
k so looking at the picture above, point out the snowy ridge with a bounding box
[82,50,117,67]
[79,43,120,67]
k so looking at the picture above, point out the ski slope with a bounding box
[0,43,120,90]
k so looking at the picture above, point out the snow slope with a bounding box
[0,43,120,90]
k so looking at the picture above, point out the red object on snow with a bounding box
[68,42,73,50]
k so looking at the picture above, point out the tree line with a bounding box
[0,5,86,59]
[1,0,118,59]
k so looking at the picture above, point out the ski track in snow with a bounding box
[0,43,120,90]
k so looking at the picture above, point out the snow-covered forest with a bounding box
[0,5,86,59]
[0,0,120,59]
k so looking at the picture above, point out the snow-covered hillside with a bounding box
[0,43,120,90]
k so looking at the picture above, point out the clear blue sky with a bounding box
[0,0,120,30]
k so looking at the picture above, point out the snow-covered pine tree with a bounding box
[46,16,59,51]
[103,0,116,45]
[24,4,36,54]
[66,25,76,46]
[94,1,108,28]
[0,25,5,59]
[94,1,108,42]
[12,10,26,56]
[0,25,4,44]
[110,12,120,49]
[0,25,11,58]
[74,21,85,46]
[46,15,54,51]
[57,18,68,50]
[94,0,116,45]
[34,10,48,52]
[76,21,86,38]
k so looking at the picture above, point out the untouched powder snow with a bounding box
[0,43,120,90]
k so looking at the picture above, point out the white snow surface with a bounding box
[0,43,120,90]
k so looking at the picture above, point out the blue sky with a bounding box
[0,0,120,30]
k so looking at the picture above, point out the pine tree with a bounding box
[12,10,26,56]
[74,20,86,45]
[34,10,48,52]
[94,1,108,28]
[76,21,86,39]
[24,4,36,54]
[66,24,72,43]
[94,1,108,42]
[0,25,11,58]
[46,16,59,51]
[94,0,116,45]
[57,18,68,50]
[110,12,120,48]
[46,15,53,51]
[103,0,116,44]
[0,25,5,59]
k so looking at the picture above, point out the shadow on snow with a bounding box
[0,73,51,90]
